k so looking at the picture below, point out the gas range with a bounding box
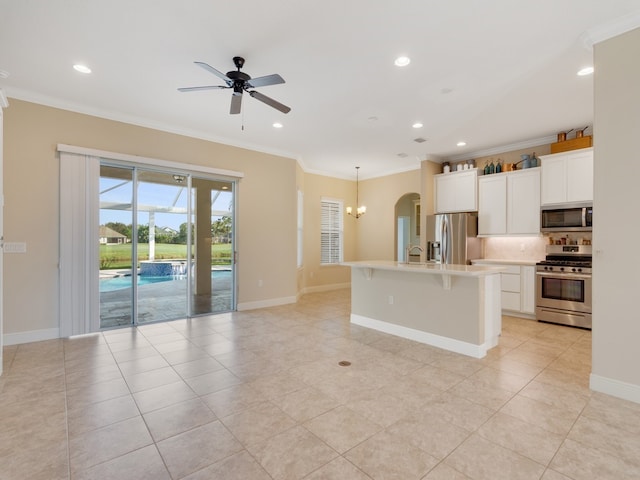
[535,244,592,329]
[536,245,592,274]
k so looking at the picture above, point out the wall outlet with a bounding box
[258,279,263,287]
[388,295,394,305]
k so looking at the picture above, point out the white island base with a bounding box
[344,261,503,359]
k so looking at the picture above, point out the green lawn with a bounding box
[100,243,232,269]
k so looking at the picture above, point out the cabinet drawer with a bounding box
[501,291,521,311]
[502,265,521,275]
[501,273,521,292]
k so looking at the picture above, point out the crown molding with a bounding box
[581,11,640,49]
[446,135,558,163]
[5,88,299,162]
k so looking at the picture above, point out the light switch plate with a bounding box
[3,242,27,253]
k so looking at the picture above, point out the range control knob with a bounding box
[572,268,577,272]
[560,267,565,271]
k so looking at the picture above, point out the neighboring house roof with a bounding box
[99,226,127,238]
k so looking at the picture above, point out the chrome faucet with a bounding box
[405,245,424,263]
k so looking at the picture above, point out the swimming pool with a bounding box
[99,270,231,293]
[99,275,177,292]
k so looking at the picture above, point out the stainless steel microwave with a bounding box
[541,203,593,232]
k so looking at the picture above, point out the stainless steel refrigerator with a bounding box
[425,213,480,265]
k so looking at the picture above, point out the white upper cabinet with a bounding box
[478,175,507,235]
[478,168,540,236]
[540,148,593,206]
[434,169,478,213]
[508,168,540,234]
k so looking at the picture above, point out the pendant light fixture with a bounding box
[346,166,366,218]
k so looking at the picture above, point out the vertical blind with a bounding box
[320,199,343,264]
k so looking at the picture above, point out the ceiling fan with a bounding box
[178,56,291,115]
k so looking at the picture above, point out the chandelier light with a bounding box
[346,166,366,218]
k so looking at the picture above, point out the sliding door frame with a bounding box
[58,144,243,336]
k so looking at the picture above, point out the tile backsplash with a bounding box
[482,236,547,261]
[482,233,593,261]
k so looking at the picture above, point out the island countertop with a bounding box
[342,260,505,277]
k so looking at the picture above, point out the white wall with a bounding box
[591,27,640,402]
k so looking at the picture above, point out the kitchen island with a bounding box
[343,261,504,358]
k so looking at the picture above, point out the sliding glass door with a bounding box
[99,163,235,328]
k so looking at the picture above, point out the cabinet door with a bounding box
[508,169,540,234]
[478,175,507,235]
[456,170,478,212]
[521,266,536,314]
[566,150,594,202]
[541,156,567,205]
[434,170,477,213]
[435,175,457,213]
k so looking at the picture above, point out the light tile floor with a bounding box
[2,289,640,479]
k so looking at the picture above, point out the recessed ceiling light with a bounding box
[222,186,229,190]
[272,122,283,129]
[73,64,92,74]
[394,56,410,67]
[457,141,467,147]
[412,122,423,129]
[577,66,594,76]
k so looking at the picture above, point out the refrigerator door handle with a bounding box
[441,215,449,264]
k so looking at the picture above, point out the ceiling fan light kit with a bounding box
[178,56,291,115]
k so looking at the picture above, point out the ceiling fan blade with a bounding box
[248,90,291,114]
[177,85,229,92]
[194,61,233,85]
[230,93,242,114]
[246,74,285,88]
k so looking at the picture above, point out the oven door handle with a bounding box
[536,271,591,280]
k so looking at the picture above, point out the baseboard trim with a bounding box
[301,283,350,295]
[4,328,60,346]
[351,313,490,359]
[590,373,640,404]
[237,296,297,311]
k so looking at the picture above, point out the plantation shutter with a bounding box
[320,198,343,264]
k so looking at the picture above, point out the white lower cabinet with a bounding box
[472,261,536,316]
[521,266,536,314]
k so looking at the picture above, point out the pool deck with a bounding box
[100,268,233,328]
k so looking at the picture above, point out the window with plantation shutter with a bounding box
[320,198,343,265]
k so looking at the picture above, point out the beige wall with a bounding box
[592,27,640,398]
[357,169,422,262]
[3,99,298,335]
[301,172,355,290]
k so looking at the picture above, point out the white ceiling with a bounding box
[1,1,640,180]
